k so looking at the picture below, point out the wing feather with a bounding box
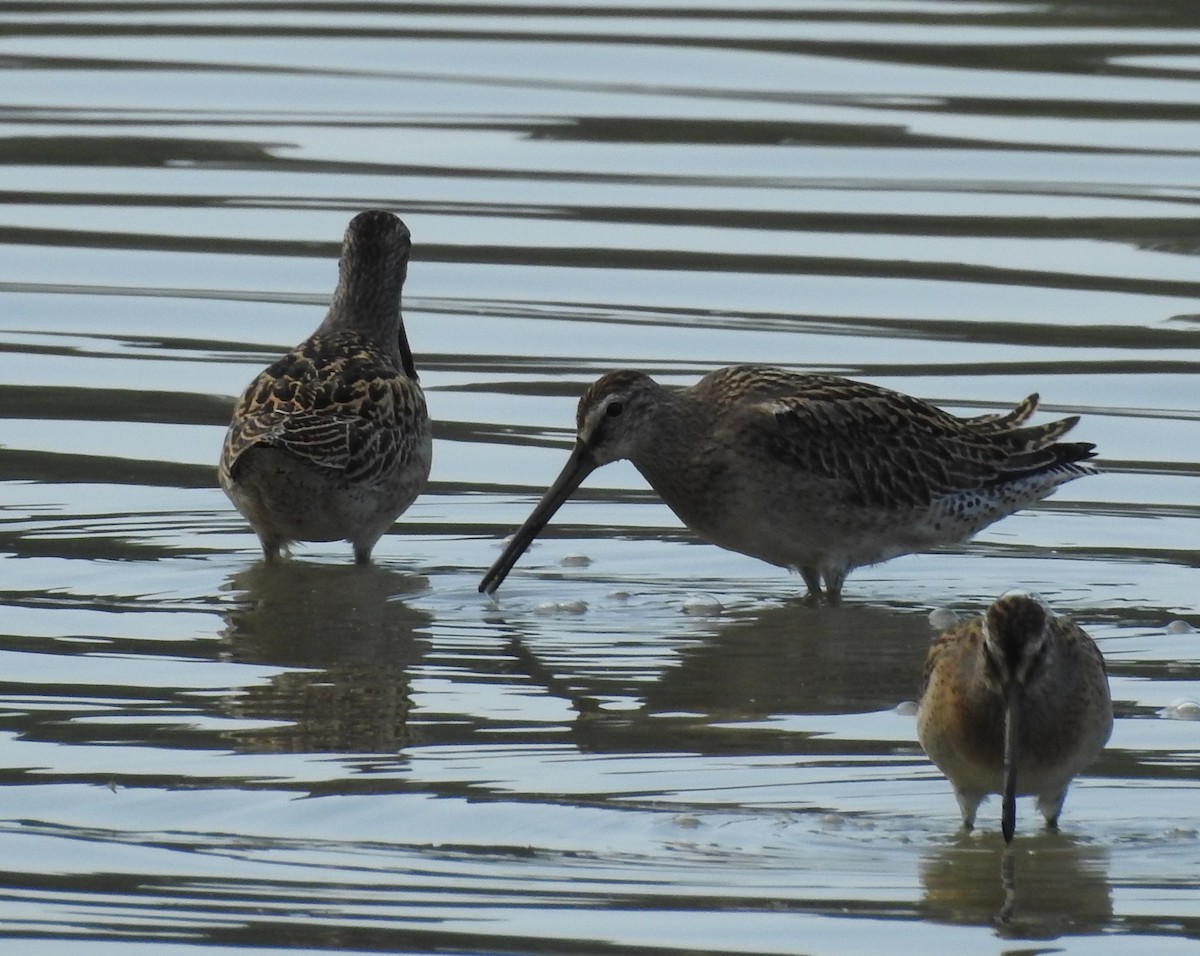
[710,368,1089,510]
[221,333,426,485]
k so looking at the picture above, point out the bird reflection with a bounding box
[645,601,929,715]
[219,561,431,753]
[501,600,932,754]
[919,833,1111,936]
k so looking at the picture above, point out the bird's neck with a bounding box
[628,388,710,500]
[318,276,407,370]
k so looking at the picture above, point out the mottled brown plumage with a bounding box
[479,366,1096,601]
[219,210,432,564]
[917,592,1112,841]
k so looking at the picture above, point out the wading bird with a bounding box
[220,210,431,564]
[917,591,1112,841]
[479,367,1095,602]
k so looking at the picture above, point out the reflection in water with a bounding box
[646,601,931,716]
[2,0,1199,951]
[219,562,431,753]
[919,834,1112,938]
[505,601,931,754]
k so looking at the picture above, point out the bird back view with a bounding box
[219,211,432,564]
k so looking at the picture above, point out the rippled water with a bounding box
[2,2,1199,953]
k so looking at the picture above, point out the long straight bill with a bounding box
[1001,686,1021,843]
[479,443,597,594]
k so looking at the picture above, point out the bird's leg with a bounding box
[821,564,848,606]
[1037,790,1067,829]
[955,789,983,831]
[798,567,824,605]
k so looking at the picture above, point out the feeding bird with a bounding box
[917,591,1112,841]
[479,366,1096,602]
[219,210,431,564]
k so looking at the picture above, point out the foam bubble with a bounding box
[1159,699,1200,720]
[682,594,723,616]
[928,607,959,629]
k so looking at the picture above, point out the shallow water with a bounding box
[1,1,1199,953]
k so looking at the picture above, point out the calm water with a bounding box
[1,2,1199,953]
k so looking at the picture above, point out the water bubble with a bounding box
[535,600,588,615]
[1159,699,1200,720]
[928,607,958,629]
[894,700,919,717]
[1166,620,1196,634]
[682,594,723,616]
[560,553,592,567]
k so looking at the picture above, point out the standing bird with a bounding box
[917,591,1112,842]
[478,366,1096,602]
[219,210,432,564]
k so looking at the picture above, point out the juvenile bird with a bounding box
[917,591,1112,841]
[479,366,1096,602]
[219,210,432,564]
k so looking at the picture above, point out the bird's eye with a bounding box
[605,401,624,418]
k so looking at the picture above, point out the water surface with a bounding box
[1,2,1199,953]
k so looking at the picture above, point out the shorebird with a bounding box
[219,210,432,564]
[478,366,1096,601]
[917,591,1112,841]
